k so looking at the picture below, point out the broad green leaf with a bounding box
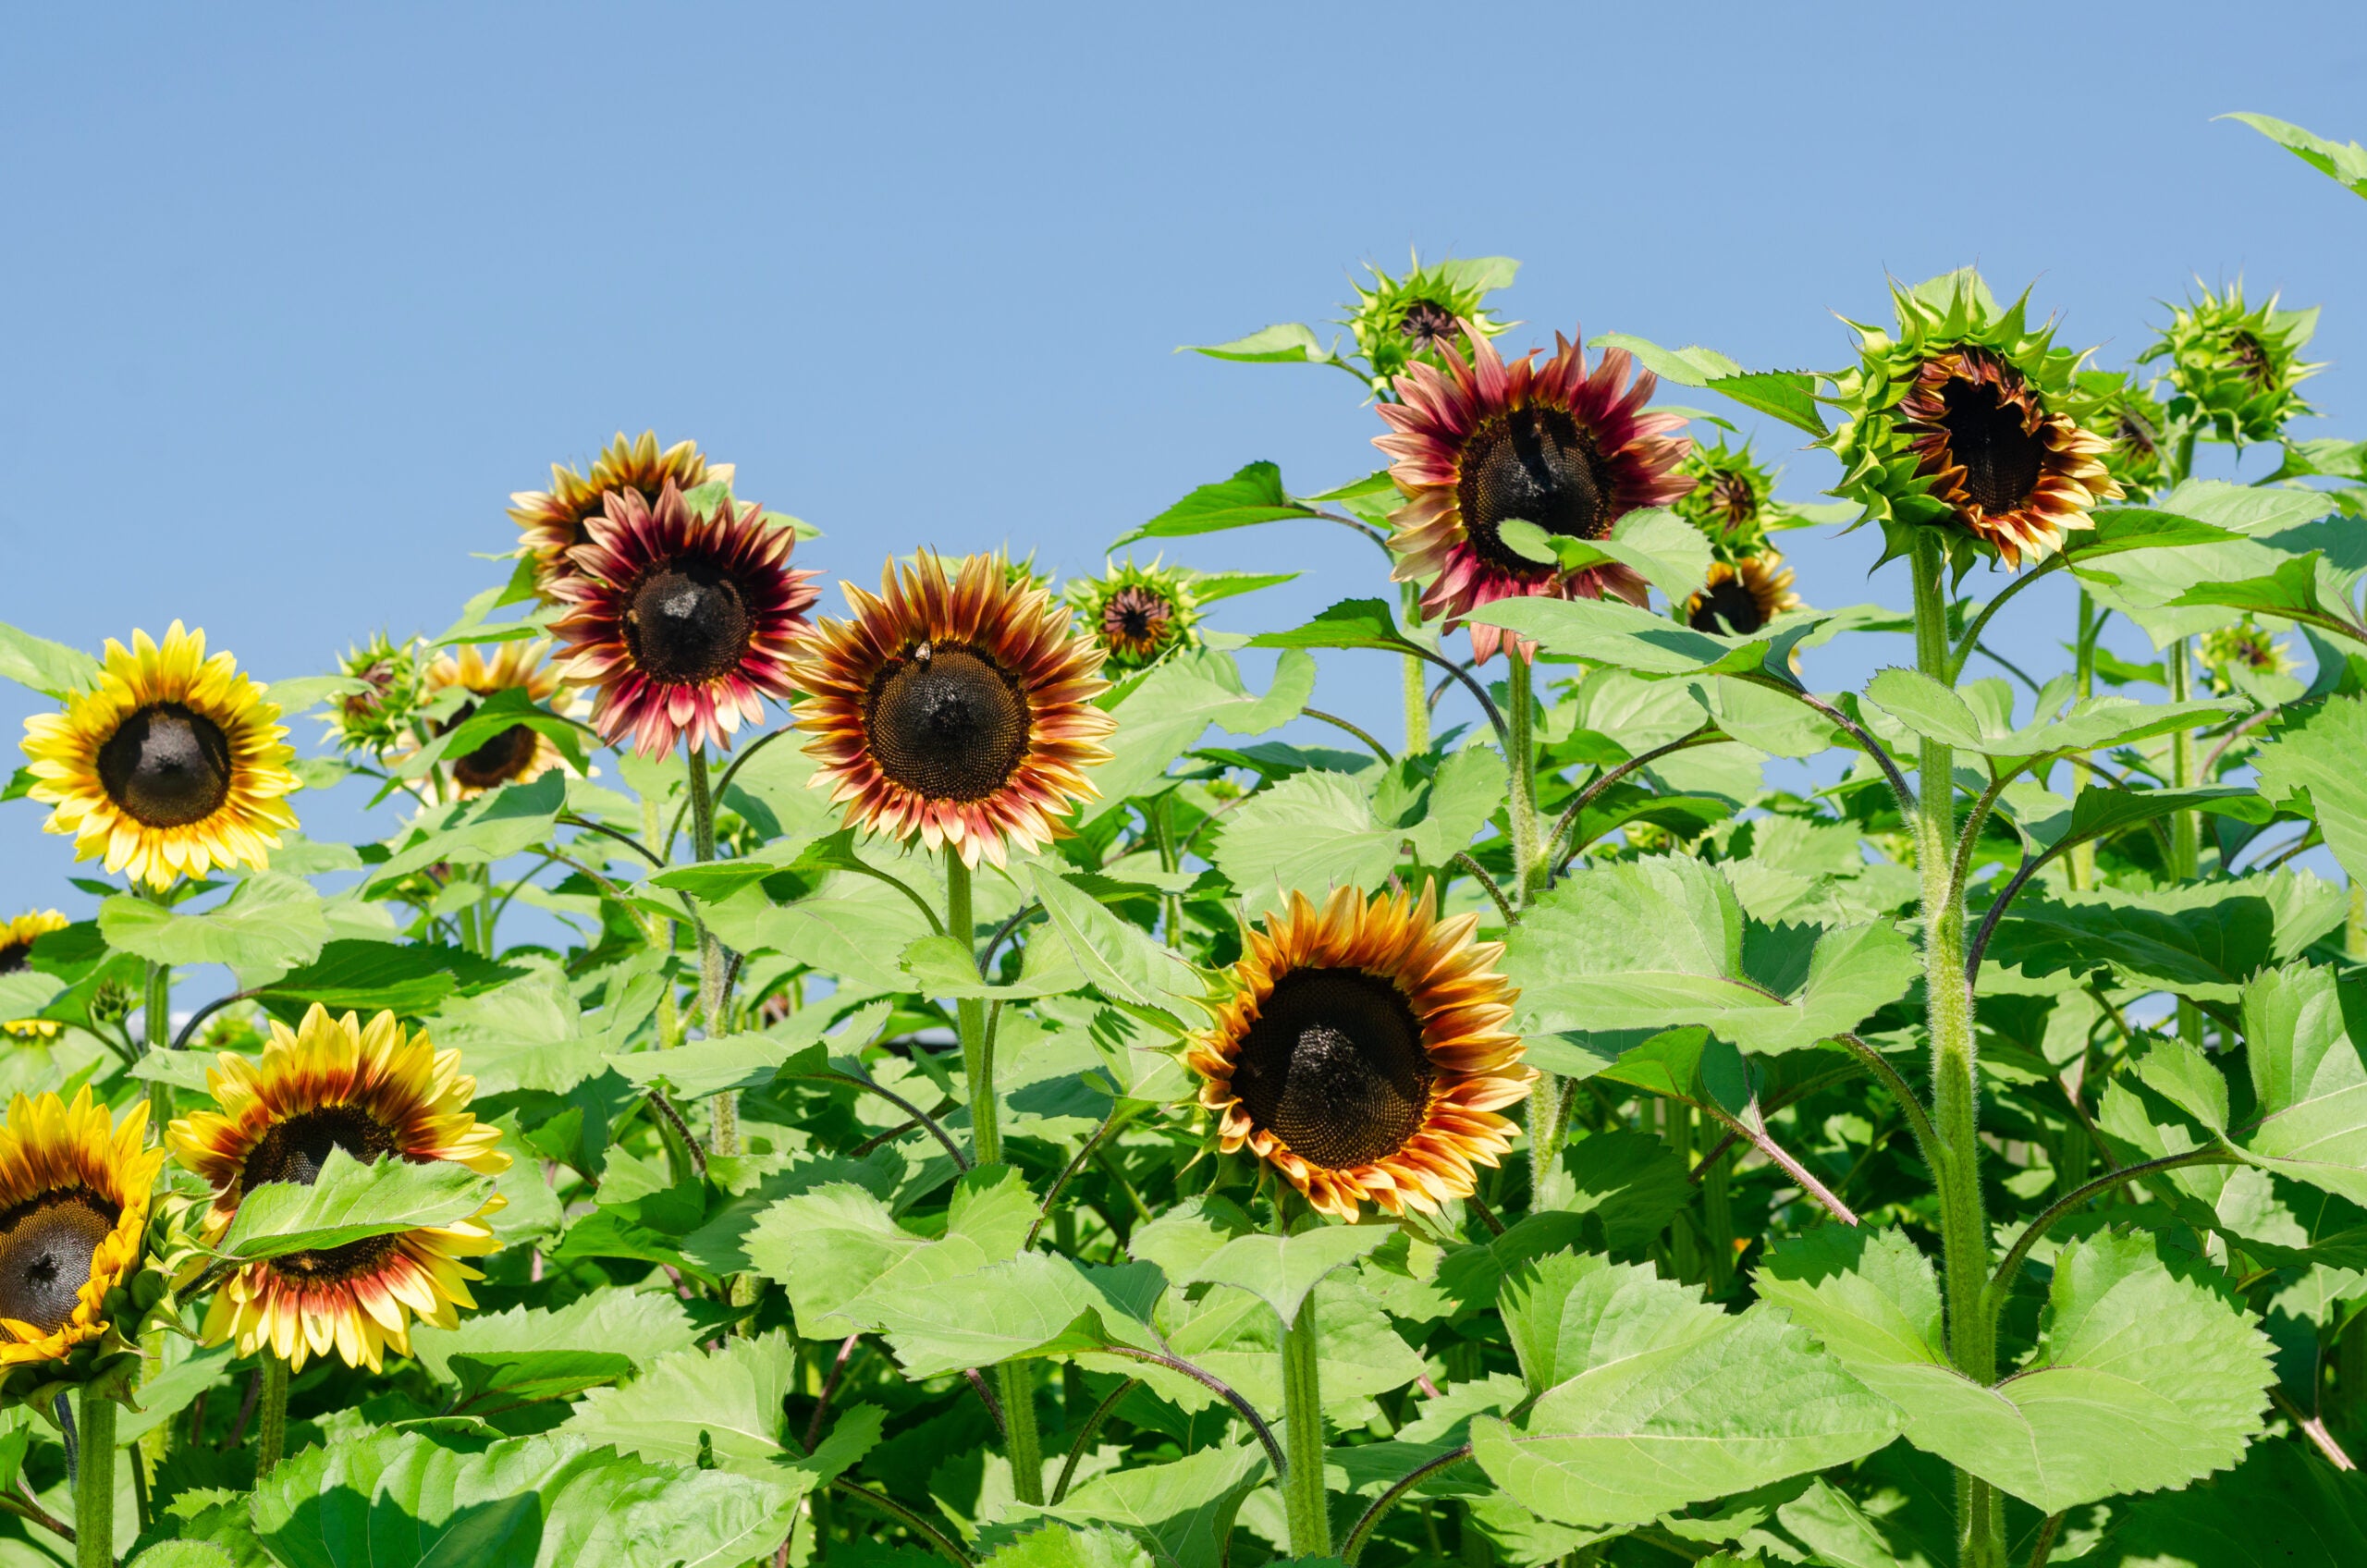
[446,1350,635,1413]
[411,1287,701,1384]
[2226,111,2367,201]
[981,1525,1158,1568]
[0,620,99,698]
[1117,459,1322,548]
[561,1330,869,1490]
[393,684,586,780]
[258,938,520,1016]
[425,967,661,1096]
[2103,1429,2367,1565]
[1504,856,1918,1054]
[1996,782,2274,858]
[218,1148,493,1260]
[607,1000,890,1100]
[368,770,567,888]
[745,1165,1036,1340]
[1755,1227,2271,1513]
[1010,1442,1269,1568]
[99,873,329,974]
[1245,597,1418,655]
[1498,507,1713,605]
[867,1254,1155,1376]
[2168,552,2367,642]
[1141,1272,1424,1418]
[1188,570,1300,606]
[2071,479,2347,643]
[1209,770,1396,918]
[1470,1253,1899,1527]
[1588,333,1827,435]
[1029,869,1202,1025]
[2234,962,2367,1206]
[1470,593,1826,681]
[117,1342,236,1446]
[0,971,63,1023]
[1984,871,2345,1002]
[1087,646,1312,813]
[1182,325,1337,365]
[1183,1223,1392,1327]
[2253,692,2367,886]
[2067,504,2245,557]
[1865,668,2239,765]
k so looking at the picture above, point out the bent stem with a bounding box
[1909,531,2000,1568]
[684,746,739,1157]
[1281,1292,1331,1558]
[73,1386,114,1568]
[257,1354,290,1477]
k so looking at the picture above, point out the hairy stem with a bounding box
[2166,641,2204,1050]
[73,1387,114,1568]
[1401,650,1431,754]
[1280,1294,1331,1558]
[684,746,739,1156]
[1343,1444,1473,1564]
[1052,1378,1139,1504]
[257,1354,290,1477]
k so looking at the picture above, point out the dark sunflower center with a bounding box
[1937,375,2045,514]
[864,644,1032,803]
[0,941,26,977]
[1231,967,1433,1170]
[1707,470,1758,529]
[441,702,541,791]
[96,702,233,829]
[268,1232,402,1282]
[239,1105,399,1193]
[2227,332,2277,391]
[0,1190,118,1335]
[624,558,753,683]
[1102,587,1174,653]
[1396,300,1461,351]
[1456,406,1618,575]
[1690,578,1766,636]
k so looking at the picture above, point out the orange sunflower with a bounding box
[0,1088,160,1375]
[790,553,1117,869]
[549,480,820,758]
[1374,324,1692,661]
[168,1006,509,1372]
[1186,884,1536,1219]
[510,431,732,598]
[1896,346,2121,568]
[409,640,583,798]
[1,912,69,1041]
[1685,552,1799,636]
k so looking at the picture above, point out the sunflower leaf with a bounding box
[218,1148,494,1261]
[1981,870,2345,1002]
[1497,507,1714,605]
[2229,962,2367,1206]
[1117,459,1323,548]
[1182,1223,1392,1329]
[0,619,100,699]
[1865,667,2241,764]
[411,1286,703,1385]
[999,1443,1269,1568]
[1179,325,1340,365]
[99,872,330,975]
[367,770,567,889]
[2253,691,2367,886]
[559,1330,865,1485]
[2225,111,2367,201]
[1467,593,1824,682]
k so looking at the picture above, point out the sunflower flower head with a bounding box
[1674,437,1814,563]
[2139,282,2322,447]
[790,552,1118,869]
[405,640,583,798]
[1684,551,1800,637]
[0,913,70,1043]
[511,432,734,601]
[1066,557,1206,671]
[550,480,820,758]
[1344,253,1520,392]
[2073,371,2174,502]
[1375,323,1693,662]
[2196,617,2300,697]
[325,632,427,758]
[1186,883,1536,1220]
[1824,268,2123,574]
[20,622,300,890]
[0,1087,166,1407]
[167,1006,509,1373]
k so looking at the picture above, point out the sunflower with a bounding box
[1685,553,1799,637]
[550,480,819,758]
[1186,884,1536,1220]
[1066,557,1205,671]
[1826,270,2122,572]
[511,431,733,598]
[0,1088,161,1378]
[324,632,427,758]
[2197,617,2300,696]
[1343,252,1520,390]
[0,913,69,1042]
[168,1006,509,1373]
[1375,324,1692,662]
[791,552,1117,868]
[20,622,300,890]
[409,641,583,797]
[2140,283,2322,447]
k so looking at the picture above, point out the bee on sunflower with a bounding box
[0,1088,165,1403]
[1065,557,1206,671]
[168,1006,509,1372]
[0,913,69,1042]
[1824,270,2123,574]
[402,640,583,798]
[792,553,1116,869]
[510,431,734,600]
[20,622,300,889]
[2140,282,2322,447]
[1375,323,1693,661]
[1186,884,1536,1219]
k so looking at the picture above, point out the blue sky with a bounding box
[3,2,2364,905]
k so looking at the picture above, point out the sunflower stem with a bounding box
[685,746,738,1157]
[72,1386,113,1568]
[2067,592,2099,891]
[1401,652,1430,755]
[1909,531,2000,1568]
[1503,652,1564,1207]
[257,1354,289,1478]
[1280,1290,1331,1558]
[2166,640,2205,1050]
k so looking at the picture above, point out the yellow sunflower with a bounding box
[0,913,69,1041]
[20,623,300,890]
[407,640,583,798]
[0,1088,161,1373]
[1186,884,1537,1220]
[790,552,1117,868]
[1684,552,1800,636]
[167,1006,509,1372]
[510,431,732,598]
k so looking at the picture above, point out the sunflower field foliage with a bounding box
[8,113,2367,1568]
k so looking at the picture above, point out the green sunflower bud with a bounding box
[1673,437,1821,562]
[2072,370,2174,502]
[1066,557,1206,671]
[2196,616,2300,698]
[1343,253,1519,391]
[326,631,426,756]
[2139,282,2321,447]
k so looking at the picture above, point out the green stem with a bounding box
[141,954,171,1158]
[2166,641,2204,1049]
[257,1354,289,1477]
[2067,592,2099,891]
[1908,531,1999,1568]
[684,746,737,1157]
[997,1361,1044,1505]
[1153,795,1184,953]
[1504,654,1544,908]
[1401,651,1431,755]
[1281,1293,1331,1558]
[73,1386,115,1568]
[1664,1099,1701,1285]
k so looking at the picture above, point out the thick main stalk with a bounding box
[1281,1294,1331,1557]
[73,1388,115,1568]
[684,747,738,1155]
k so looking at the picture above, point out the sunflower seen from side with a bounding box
[0,1088,161,1386]
[409,640,583,798]
[1186,884,1536,1220]
[21,622,300,890]
[511,431,733,599]
[168,1006,509,1372]
[1375,324,1692,661]
[0,913,69,1042]
[791,553,1116,868]
[550,481,819,758]
[1686,552,1800,637]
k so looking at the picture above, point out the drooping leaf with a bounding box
[0,620,99,698]
[2232,962,2367,1207]
[1181,326,1338,365]
[1983,871,2346,1002]
[560,1330,870,1490]
[424,967,662,1096]
[411,1287,702,1384]
[2226,111,2367,201]
[218,1149,494,1260]
[368,771,568,888]
[1086,646,1313,813]
[745,1165,1037,1341]
[1497,507,1713,605]
[1471,593,1827,682]
[256,938,521,1017]
[2101,1429,2367,1565]
[1865,668,2240,766]
[1007,1442,1269,1568]
[99,873,330,975]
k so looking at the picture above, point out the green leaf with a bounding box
[1985,871,2346,1002]
[1117,460,1322,547]
[218,1148,494,1260]
[1086,646,1313,813]
[446,1350,635,1413]
[2254,692,2367,886]
[607,1002,890,1100]
[117,1342,237,1447]
[394,684,587,780]
[1187,570,1299,606]
[1865,668,2240,764]
[368,771,567,889]
[2070,479,2347,642]
[411,1287,702,1384]
[0,620,99,698]
[1181,325,1338,364]
[256,938,520,1016]
[1469,593,1824,681]
[560,1330,852,1487]
[2103,1431,2367,1565]
[1012,1443,1269,1568]
[745,1165,1036,1340]
[1029,869,1204,1026]
[1498,507,1713,605]
[425,967,661,1096]
[1588,334,1827,435]
[2232,962,2367,1206]
[2225,112,2367,201]
[984,1526,1156,1568]
[1997,782,2273,858]
[1471,1251,1900,1527]
[705,862,938,995]
[867,1254,1152,1377]
[1209,770,1398,918]
[1183,1223,1392,1327]
[2071,505,2246,557]
[1504,856,1918,1054]
[99,873,329,974]
[1755,1227,2271,1513]
[1245,597,1418,655]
